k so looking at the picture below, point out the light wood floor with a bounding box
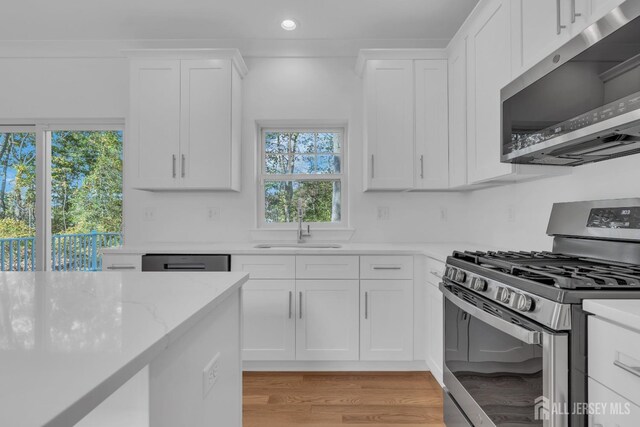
[243,371,444,426]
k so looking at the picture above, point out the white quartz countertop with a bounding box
[583,299,640,332]
[0,271,248,427]
[103,242,511,262]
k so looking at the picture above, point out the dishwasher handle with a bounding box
[164,263,207,270]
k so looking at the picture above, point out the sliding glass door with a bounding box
[0,130,37,271]
[0,124,123,271]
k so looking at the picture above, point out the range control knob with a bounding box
[470,277,488,292]
[455,270,467,283]
[497,287,511,303]
[515,294,535,312]
[446,267,457,280]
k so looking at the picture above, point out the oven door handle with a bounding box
[442,287,542,345]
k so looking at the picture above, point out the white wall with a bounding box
[0,58,128,119]
[466,154,640,251]
[0,55,468,244]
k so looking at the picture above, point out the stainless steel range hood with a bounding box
[501,1,640,166]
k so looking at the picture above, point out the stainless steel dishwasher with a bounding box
[141,254,231,272]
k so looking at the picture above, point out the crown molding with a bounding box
[354,48,448,77]
[0,38,449,60]
[123,48,248,77]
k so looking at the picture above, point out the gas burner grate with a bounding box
[452,249,640,290]
[512,264,640,289]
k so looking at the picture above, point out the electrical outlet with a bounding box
[203,352,220,397]
[440,207,448,221]
[207,207,220,222]
[143,207,156,221]
[377,207,390,221]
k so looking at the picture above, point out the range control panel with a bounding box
[587,207,640,229]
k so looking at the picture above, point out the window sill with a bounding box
[250,228,355,242]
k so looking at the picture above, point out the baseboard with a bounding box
[242,360,429,372]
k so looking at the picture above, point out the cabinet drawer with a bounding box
[360,256,413,280]
[296,256,359,279]
[589,316,640,407]
[589,378,640,426]
[426,257,445,285]
[102,254,141,272]
[231,255,295,279]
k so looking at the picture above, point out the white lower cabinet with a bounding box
[235,254,418,364]
[295,280,360,361]
[589,378,640,427]
[360,280,413,361]
[101,253,141,272]
[425,282,444,384]
[242,280,296,361]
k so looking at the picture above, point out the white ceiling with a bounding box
[3,0,479,41]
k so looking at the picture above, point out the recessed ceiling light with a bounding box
[281,19,298,31]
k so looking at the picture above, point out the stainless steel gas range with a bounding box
[442,199,640,427]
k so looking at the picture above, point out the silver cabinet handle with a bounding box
[420,155,424,179]
[288,291,292,319]
[106,265,136,270]
[571,0,581,23]
[371,154,375,178]
[299,292,303,319]
[557,0,567,34]
[365,292,369,319]
[430,270,443,279]
[181,154,185,178]
[172,154,177,178]
[373,266,402,270]
[614,360,640,378]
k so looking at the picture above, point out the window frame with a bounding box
[257,125,348,229]
[0,119,125,270]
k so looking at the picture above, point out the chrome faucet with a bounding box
[297,199,311,243]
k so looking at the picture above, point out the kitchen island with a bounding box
[0,271,248,427]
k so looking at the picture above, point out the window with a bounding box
[259,127,346,227]
[0,123,123,271]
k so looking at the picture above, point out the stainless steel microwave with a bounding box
[501,1,640,166]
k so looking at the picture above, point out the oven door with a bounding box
[442,282,568,427]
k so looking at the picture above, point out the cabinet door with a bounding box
[426,284,444,385]
[242,280,296,361]
[295,280,359,361]
[448,38,468,188]
[467,0,515,184]
[180,60,233,189]
[363,60,415,190]
[414,60,449,189]
[589,378,640,426]
[102,254,141,272]
[511,0,571,77]
[360,280,413,361]
[129,60,181,189]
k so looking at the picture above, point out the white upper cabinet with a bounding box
[362,59,415,191]
[467,0,515,184]
[127,50,246,191]
[129,60,181,189]
[447,38,468,188]
[511,0,627,78]
[511,0,573,76]
[414,60,449,189]
[357,51,451,191]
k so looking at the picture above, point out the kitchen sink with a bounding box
[254,243,342,249]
